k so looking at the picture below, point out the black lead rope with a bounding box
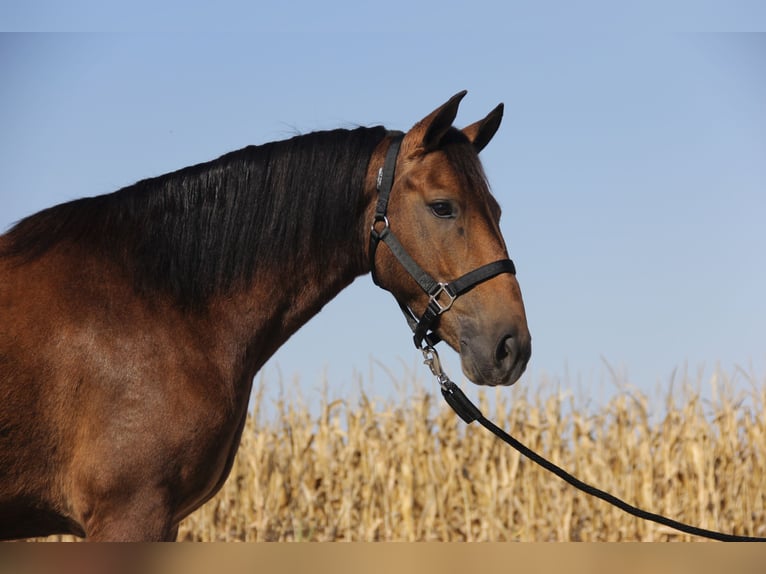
[424,348,766,542]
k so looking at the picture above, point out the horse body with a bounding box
[0,210,368,541]
[1,249,208,539]
[0,93,530,540]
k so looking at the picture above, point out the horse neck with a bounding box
[207,134,392,376]
[206,187,377,383]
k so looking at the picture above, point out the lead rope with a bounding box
[421,345,766,542]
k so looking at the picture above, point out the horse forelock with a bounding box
[439,127,502,223]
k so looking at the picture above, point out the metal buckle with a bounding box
[429,282,456,314]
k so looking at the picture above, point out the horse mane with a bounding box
[3,126,389,308]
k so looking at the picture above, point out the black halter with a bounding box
[369,133,517,349]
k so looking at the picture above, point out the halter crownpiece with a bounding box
[369,133,517,349]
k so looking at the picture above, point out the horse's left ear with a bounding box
[462,103,504,153]
[410,91,468,152]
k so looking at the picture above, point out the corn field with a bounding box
[167,367,766,542]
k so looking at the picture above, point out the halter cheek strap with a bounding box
[369,133,517,349]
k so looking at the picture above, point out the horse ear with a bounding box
[411,91,468,152]
[462,103,504,152]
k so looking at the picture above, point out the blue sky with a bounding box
[2,4,765,407]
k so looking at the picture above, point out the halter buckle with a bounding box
[429,283,456,314]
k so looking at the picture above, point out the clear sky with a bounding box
[2,3,765,407]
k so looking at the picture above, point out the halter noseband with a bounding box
[369,133,517,349]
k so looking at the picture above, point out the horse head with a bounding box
[370,91,531,387]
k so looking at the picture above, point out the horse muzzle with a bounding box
[459,322,531,386]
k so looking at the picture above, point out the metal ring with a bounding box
[370,215,389,235]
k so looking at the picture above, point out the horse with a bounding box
[0,91,531,541]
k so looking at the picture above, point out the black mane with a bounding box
[3,126,389,307]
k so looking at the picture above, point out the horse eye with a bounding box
[429,201,455,219]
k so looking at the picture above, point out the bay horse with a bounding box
[0,92,531,541]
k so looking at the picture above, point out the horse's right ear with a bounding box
[462,103,504,153]
[409,91,468,152]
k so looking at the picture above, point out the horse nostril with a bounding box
[495,333,516,365]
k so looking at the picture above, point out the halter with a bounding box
[369,133,516,349]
